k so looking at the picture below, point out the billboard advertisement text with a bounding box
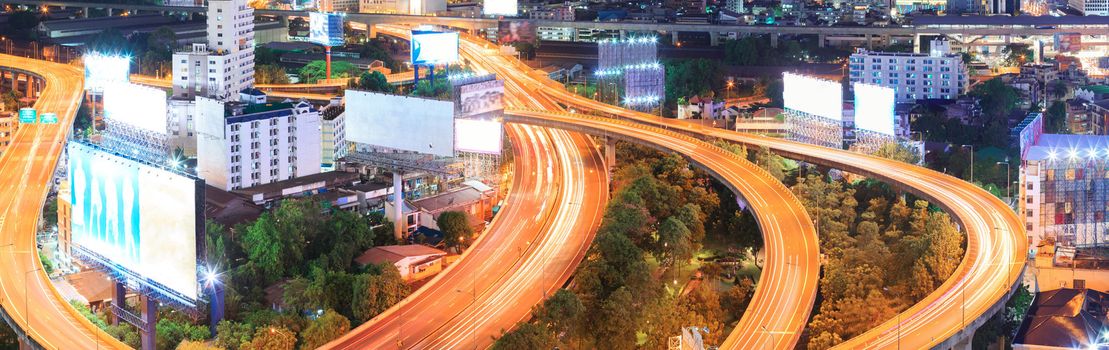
[68,142,202,303]
[1054,33,1082,53]
[411,31,460,65]
[458,79,505,117]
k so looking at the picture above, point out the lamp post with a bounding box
[997,160,1011,199]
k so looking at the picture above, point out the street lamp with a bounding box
[997,160,1010,199]
[960,144,974,183]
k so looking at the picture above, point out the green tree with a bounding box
[255,64,291,84]
[155,318,209,350]
[597,190,655,250]
[241,214,286,280]
[6,11,41,40]
[720,277,754,322]
[255,47,280,65]
[1001,43,1033,67]
[298,60,358,83]
[215,320,255,350]
[1044,100,1066,133]
[534,289,584,338]
[176,340,221,350]
[594,287,639,350]
[146,26,177,57]
[491,323,556,350]
[39,252,54,275]
[244,326,296,350]
[354,71,394,93]
[437,211,473,252]
[657,217,693,268]
[350,265,409,323]
[873,142,921,164]
[299,310,350,350]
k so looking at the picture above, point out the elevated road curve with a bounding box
[515,50,1026,348]
[0,55,129,349]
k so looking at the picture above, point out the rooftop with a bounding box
[412,186,487,213]
[354,245,447,266]
[1024,133,1109,162]
[232,171,360,200]
[1013,288,1108,349]
[911,14,1109,26]
[1080,85,1109,95]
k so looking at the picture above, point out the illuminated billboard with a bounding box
[1054,33,1082,53]
[458,79,504,117]
[309,12,345,47]
[411,31,459,65]
[68,142,203,304]
[345,90,456,157]
[84,53,130,92]
[455,118,503,154]
[853,82,896,135]
[783,72,843,120]
[483,0,517,16]
[497,21,535,44]
[103,83,169,135]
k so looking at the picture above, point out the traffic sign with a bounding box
[18,108,36,124]
[40,113,57,124]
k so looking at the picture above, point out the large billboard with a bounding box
[103,83,169,135]
[455,118,503,154]
[68,142,203,304]
[853,82,896,135]
[411,31,460,65]
[345,90,456,157]
[783,72,843,120]
[1054,33,1082,53]
[483,0,518,16]
[309,12,345,47]
[458,79,504,118]
[497,21,535,44]
[84,53,130,92]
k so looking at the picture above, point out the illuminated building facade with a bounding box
[1019,113,1109,252]
[848,39,968,103]
[172,0,255,101]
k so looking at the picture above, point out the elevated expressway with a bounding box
[470,28,1026,348]
[0,55,129,349]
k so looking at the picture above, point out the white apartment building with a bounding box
[358,0,446,15]
[848,39,968,103]
[172,0,255,101]
[168,98,197,157]
[321,107,347,170]
[1070,0,1109,14]
[195,97,322,191]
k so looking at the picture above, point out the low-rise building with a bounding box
[354,244,448,281]
[321,104,347,170]
[0,111,14,155]
[412,180,496,232]
[1012,288,1108,349]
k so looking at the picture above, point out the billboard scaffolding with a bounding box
[596,37,664,113]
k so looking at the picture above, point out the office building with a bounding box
[1069,0,1109,15]
[1018,113,1109,252]
[358,0,446,15]
[171,0,255,101]
[195,97,322,191]
[848,39,968,103]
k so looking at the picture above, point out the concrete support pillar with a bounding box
[866,34,873,50]
[671,32,679,46]
[368,24,378,39]
[112,281,125,326]
[619,30,627,40]
[881,34,891,46]
[604,137,616,176]
[140,296,156,350]
[82,7,89,18]
[709,32,720,47]
[913,33,923,53]
[770,33,780,48]
[106,8,113,16]
[392,172,405,242]
[10,72,17,93]
[818,33,826,48]
[24,76,33,99]
[18,337,31,350]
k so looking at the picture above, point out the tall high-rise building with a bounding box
[1069,0,1109,15]
[172,0,255,101]
[195,97,322,191]
[848,39,968,103]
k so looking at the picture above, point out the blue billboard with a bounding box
[68,142,203,305]
[411,30,460,65]
[309,12,345,47]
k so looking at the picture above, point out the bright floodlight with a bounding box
[203,266,221,287]
[84,53,131,91]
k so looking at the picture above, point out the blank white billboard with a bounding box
[345,90,456,157]
[68,142,201,303]
[853,82,896,135]
[458,79,504,118]
[455,118,503,154]
[103,83,169,135]
[84,53,130,92]
[783,72,843,120]
[411,31,460,65]
[483,0,518,16]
